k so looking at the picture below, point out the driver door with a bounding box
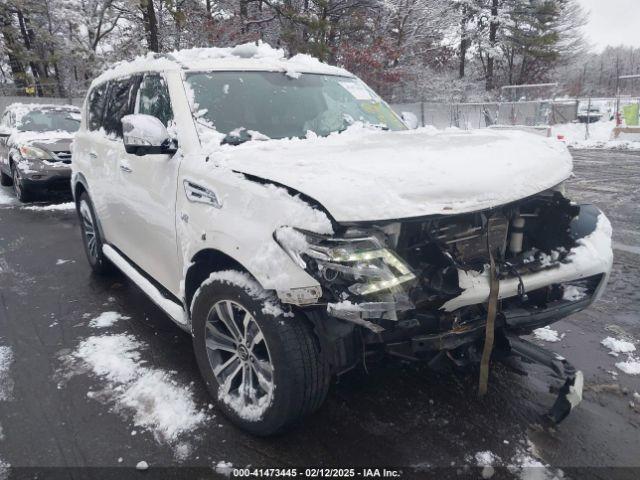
[115,73,182,295]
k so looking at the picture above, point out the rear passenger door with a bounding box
[114,73,182,295]
[75,81,112,231]
[96,76,142,257]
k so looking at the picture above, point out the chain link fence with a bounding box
[390,100,586,129]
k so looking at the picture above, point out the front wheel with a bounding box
[191,271,330,435]
[77,191,113,275]
[11,163,32,202]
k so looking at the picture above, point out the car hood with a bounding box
[220,126,573,223]
[10,131,74,152]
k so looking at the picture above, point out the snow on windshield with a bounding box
[9,104,80,133]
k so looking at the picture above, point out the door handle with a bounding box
[120,165,132,173]
[89,152,97,159]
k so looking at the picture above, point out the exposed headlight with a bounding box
[275,227,415,296]
[19,145,52,160]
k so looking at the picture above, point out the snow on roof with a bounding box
[90,41,352,89]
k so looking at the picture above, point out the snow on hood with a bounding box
[216,126,573,223]
[9,130,75,146]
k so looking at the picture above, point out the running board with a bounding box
[103,245,188,329]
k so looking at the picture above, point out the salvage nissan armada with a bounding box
[72,42,613,435]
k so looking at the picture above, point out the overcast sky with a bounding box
[578,0,640,51]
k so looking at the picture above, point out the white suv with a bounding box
[73,43,613,435]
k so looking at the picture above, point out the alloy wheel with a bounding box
[205,300,274,415]
[79,201,98,262]
[11,166,22,199]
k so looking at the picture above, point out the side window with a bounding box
[1,111,11,128]
[102,77,136,138]
[87,83,108,131]
[136,74,173,126]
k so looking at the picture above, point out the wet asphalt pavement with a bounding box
[0,149,639,480]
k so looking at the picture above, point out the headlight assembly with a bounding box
[275,227,415,297]
[19,145,53,160]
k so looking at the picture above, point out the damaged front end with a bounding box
[277,189,613,423]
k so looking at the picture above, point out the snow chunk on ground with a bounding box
[136,460,149,470]
[70,334,206,454]
[89,311,130,328]
[23,202,75,212]
[0,345,14,401]
[601,337,636,354]
[616,356,640,375]
[215,461,234,476]
[533,326,562,343]
[474,451,501,479]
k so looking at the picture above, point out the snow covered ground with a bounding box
[0,343,14,478]
[63,312,208,460]
[552,120,640,150]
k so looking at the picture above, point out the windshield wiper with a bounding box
[221,128,253,146]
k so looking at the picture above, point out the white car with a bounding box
[72,43,613,435]
[0,103,80,201]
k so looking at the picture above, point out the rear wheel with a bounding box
[191,272,330,435]
[0,169,12,186]
[77,191,113,275]
[11,163,32,202]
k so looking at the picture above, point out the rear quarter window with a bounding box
[87,83,108,131]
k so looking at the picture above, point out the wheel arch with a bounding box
[72,172,90,204]
[184,248,254,313]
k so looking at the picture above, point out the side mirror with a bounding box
[401,111,419,130]
[0,126,12,137]
[121,114,177,155]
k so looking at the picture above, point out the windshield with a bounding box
[16,109,81,133]
[185,71,406,140]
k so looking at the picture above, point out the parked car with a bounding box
[0,103,80,201]
[576,101,612,123]
[72,43,613,435]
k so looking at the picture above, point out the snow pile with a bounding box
[70,334,207,454]
[23,202,75,212]
[89,311,130,328]
[533,326,563,343]
[601,337,636,356]
[553,120,640,150]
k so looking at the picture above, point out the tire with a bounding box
[11,163,32,202]
[191,271,330,436]
[77,191,114,275]
[0,169,12,186]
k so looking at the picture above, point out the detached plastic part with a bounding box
[504,335,583,424]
